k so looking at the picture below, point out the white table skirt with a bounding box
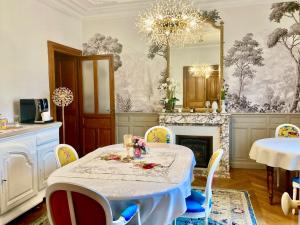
[48,144,196,225]
[249,138,300,170]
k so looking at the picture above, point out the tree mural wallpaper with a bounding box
[83,33,123,71]
[82,2,300,114]
[225,33,264,100]
[267,2,300,112]
[225,1,300,113]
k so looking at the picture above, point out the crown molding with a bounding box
[39,0,294,20]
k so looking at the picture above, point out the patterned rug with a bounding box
[177,188,257,225]
[30,188,257,225]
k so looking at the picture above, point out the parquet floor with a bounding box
[7,169,298,225]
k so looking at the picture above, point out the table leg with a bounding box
[267,166,274,205]
[286,170,291,195]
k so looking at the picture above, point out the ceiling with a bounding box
[39,0,292,18]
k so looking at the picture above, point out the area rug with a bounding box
[30,188,257,225]
[177,188,258,225]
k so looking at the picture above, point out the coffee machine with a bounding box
[20,99,49,123]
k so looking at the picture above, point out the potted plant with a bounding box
[159,78,179,112]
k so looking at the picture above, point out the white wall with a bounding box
[0,0,82,121]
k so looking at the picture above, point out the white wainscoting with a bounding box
[116,113,300,169]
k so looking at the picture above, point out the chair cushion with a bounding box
[189,190,206,205]
[278,126,299,138]
[58,147,77,167]
[186,200,205,213]
[185,190,212,213]
[121,204,138,221]
[146,128,169,143]
[293,177,300,183]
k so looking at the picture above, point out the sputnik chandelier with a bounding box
[189,64,214,78]
[137,0,204,47]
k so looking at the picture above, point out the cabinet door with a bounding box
[37,141,58,190]
[0,142,37,213]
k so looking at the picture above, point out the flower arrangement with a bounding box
[132,136,147,157]
[159,78,179,112]
[132,136,146,151]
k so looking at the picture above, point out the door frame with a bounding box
[47,41,82,120]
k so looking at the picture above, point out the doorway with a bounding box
[48,41,116,156]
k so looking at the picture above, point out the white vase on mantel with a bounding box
[212,101,218,114]
[221,100,227,113]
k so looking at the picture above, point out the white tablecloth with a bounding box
[48,144,196,225]
[249,138,300,170]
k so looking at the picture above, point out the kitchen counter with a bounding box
[0,122,62,140]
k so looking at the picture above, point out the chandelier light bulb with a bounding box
[137,0,204,47]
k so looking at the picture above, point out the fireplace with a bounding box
[159,113,231,178]
[176,135,213,168]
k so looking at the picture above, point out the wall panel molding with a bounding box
[116,113,300,169]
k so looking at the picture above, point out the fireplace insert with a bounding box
[176,135,213,168]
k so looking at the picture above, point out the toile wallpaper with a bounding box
[83,2,300,113]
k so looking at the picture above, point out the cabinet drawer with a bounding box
[36,129,59,146]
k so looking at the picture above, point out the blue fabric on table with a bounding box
[120,204,138,221]
[293,177,300,183]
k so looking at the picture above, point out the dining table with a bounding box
[249,138,300,204]
[48,143,196,225]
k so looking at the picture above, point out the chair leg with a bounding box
[137,208,141,225]
[204,216,209,225]
[293,187,297,215]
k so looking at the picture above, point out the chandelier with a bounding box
[137,0,204,47]
[189,65,214,78]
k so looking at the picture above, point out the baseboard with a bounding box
[230,160,265,169]
[0,189,46,225]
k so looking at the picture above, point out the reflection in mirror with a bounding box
[170,21,223,109]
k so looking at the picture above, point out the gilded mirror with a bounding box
[170,21,224,110]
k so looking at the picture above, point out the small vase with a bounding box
[212,101,218,113]
[133,144,142,158]
[221,100,226,113]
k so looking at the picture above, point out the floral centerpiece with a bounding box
[132,136,147,158]
[159,78,179,112]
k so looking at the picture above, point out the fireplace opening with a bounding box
[176,135,213,168]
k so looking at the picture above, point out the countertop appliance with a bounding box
[20,99,49,123]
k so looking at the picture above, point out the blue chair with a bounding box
[175,149,223,225]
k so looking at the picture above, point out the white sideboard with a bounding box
[0,122,61,225]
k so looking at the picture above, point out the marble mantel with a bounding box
[159,113,231,178]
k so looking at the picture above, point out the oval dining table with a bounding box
[48,143,196,225]
[249,138,300,204]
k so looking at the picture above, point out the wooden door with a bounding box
[54,52,80,151]
[79,55,115,155]
[206,65,220,101]
[183,66,206,108]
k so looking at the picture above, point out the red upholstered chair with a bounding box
[46,183,141,225]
